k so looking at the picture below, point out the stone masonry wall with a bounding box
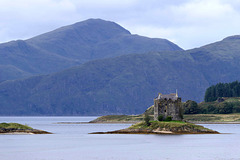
[154,98,183,121]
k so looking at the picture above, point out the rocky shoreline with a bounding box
[91,128,219,135]
[90,128,219,135]
[56,121,136,124]
[56,121,240,124]
[0,128,52,134]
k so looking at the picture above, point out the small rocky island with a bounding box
[91,121,219,135]
[91,92,219,134]
[0,123,52,134]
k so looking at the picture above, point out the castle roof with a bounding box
[156,93,178,101]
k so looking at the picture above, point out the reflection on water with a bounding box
[0,117,240,160]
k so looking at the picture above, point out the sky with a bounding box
[1,0,240,49]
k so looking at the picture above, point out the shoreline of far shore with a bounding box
[56,121,240,124]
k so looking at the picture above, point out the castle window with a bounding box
[165,105,167,112]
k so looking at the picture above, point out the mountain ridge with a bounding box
[0,18,182,82]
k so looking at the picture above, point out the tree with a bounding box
[206,105,216,113]
[144,114,151,126]
[157,115,164,121]
[165,116,172,121]
[216,103,233,114]
[184,100,199,114]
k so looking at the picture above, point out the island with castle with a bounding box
[90,91,219,135]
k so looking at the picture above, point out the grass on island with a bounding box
[128,121,213,132]
[90,105,155,123]
[90,114,150,123]
[0,123,33,130]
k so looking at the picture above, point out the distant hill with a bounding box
[0,19,182,82]
[0,51,201,115]
[1,34,240,116]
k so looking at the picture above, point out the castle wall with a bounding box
[154,99,159,121]
[154,98,183,121]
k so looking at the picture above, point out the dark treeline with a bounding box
[204,81,240,102]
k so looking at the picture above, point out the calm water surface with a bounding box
[0,116,240,160]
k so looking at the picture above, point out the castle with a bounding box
[154,91,183,121]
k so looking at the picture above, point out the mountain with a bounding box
[0,19,182,82]
[187,35,240,85]
[1,35,240,116]
[0,40,78,82]
[0,51,201,115]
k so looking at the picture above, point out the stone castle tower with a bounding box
[154,90,183,121]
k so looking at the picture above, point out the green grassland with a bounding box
[0,122,52,134]
[90,105,154,123]
[0,123,33,130]
[90,114,148,123]
[90,120,219,134]
[184,113,240,122]
[128,121,214,132]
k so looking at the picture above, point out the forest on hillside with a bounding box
[184,81,240,114]
[204,81,240,102]
[184,99,240,114]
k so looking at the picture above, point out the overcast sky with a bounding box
[1,0,240,49]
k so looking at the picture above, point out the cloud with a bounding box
[1,0,240,49]
[0,0,79,42]
[121,0,240,49]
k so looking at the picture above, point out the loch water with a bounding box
[0,116,240,160]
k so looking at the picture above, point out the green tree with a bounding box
[165,116,172,121]
[216,103,233,114]
[206,105,216,113]
[204,81,240,102]
[157,115,164,121]
[184,100,200,114]
[144,114,151,126]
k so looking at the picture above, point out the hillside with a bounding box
[1,27,240,115]
[196,97,240,114]
[188,35,240,86]
[0,19,182,82]
[0,51,203,115]
[2,33,240,115]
